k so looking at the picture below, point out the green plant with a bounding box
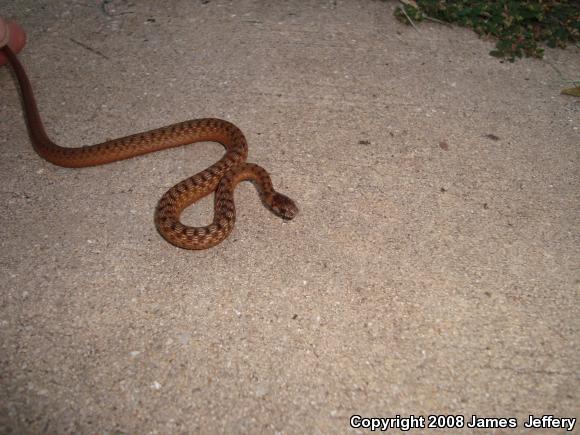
[394,0,580,61]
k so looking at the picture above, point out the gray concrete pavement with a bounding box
[1,0,578,433]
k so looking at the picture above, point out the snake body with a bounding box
[2,46,298,249]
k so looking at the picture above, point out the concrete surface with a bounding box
[1,0,578,434]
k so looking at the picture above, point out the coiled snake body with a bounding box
[2,46,298,249]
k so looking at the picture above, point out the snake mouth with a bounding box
[282,205,299,220]
[278,210,297,220]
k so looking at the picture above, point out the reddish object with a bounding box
[0,18,26,66]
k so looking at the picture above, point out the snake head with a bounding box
[270,192,299,220]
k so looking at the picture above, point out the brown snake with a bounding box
[2,45,298,249]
